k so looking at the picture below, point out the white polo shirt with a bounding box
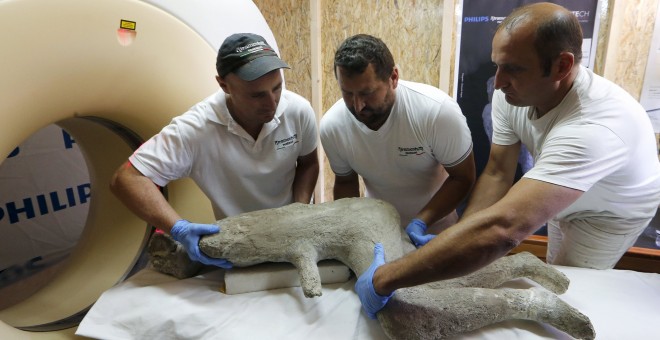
[130,89,318,220]
[320,80,473,226]
[492,66,660,223]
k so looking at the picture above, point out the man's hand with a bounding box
[170,220,233,269]
[355,243,393,319]
[405,218,435,247]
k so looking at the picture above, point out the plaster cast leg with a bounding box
[288,242,322,297]
[525,287,596,339]
[378,286,595,340]
[428,252,569,294]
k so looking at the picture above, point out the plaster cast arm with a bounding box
[333,171,360,200]
[292,148,320,203]
[415,151,476,226]
[109,161,181,233]
[373,177,584,296]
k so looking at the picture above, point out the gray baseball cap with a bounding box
[216,33,290,81]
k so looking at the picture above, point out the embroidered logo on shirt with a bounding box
[275,134,299,150]
[398,146,425,156]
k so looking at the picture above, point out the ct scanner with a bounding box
[5,1,660,339]
[0,0,278,337]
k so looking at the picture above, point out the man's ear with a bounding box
[390,66,399,89]
[216,75,229,94]
[554,52,575,81]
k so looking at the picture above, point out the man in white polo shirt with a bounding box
[354,3,660,320]
[320,34,476,247]
[110,33,319,268]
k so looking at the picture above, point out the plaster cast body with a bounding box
[149,198,595,340]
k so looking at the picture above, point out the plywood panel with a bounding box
[320,0,445,111]
[602,0,659,99]
[251,0,312,101]
[592,0,612,75]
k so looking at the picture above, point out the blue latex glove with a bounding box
[170,219,233,269]
[355,243,393,319]
[405,218,435,247]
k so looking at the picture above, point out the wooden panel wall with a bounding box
[251,0,659,203]
[592,0,613,75]
[319,0,445,109]
[602,0,659,99]
[251,0,312,101]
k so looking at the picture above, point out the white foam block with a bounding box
[223,260,352,295]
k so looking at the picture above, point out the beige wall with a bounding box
[251,0,312,101]
[252,0,660,202]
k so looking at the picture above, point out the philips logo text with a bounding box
[0,183,91,224]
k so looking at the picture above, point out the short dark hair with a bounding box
[499,5,583,76]
[333,34,395,81]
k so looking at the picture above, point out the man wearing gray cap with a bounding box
[110,33,319,268]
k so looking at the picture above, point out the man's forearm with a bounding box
[417,153,476,225]
[463,143,520,219]
[417,175,473,225]
[110,163,181,232]
[292,151,320,203]
[333,174,360,200]
[375,175,585,296]
[374,210,517,295]
[292,165,319,203]
[461,171,512,218]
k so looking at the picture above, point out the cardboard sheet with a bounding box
[77,265,660,340]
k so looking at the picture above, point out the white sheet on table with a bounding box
[76,265,660,340]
